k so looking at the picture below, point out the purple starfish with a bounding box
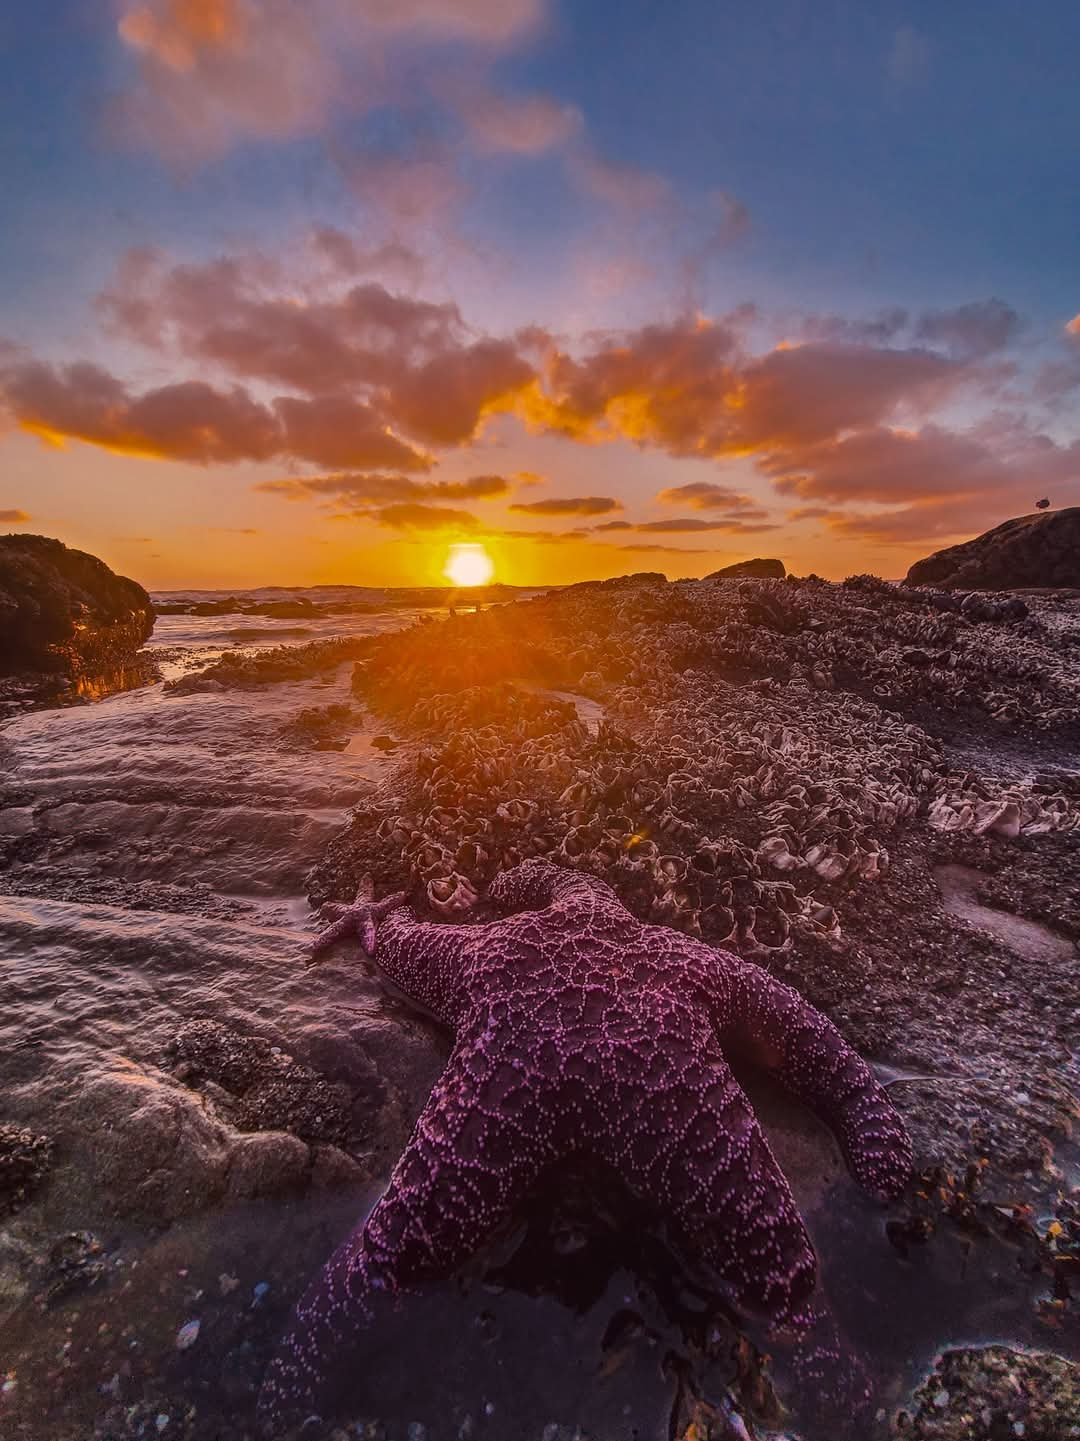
[260,860,911,1430]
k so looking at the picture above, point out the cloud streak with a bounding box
[509,495,622,516]
[255,471,511,503]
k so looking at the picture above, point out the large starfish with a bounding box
[260,860,911,1431]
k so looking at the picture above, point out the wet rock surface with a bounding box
[893,1345,1080,1439]
[278,702,356,752]
[164,636,379,694]
[0,534,154,686]
[0,1124,52,1217]
[167,1016,381,1149]
[907,506,1080,591]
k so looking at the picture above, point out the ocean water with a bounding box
[0,604,1071,1441]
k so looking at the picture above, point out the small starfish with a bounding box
[261,860,911,1430]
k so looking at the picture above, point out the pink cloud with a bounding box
[655,481,765,515]
[113,0,550,161]
[459,87,580,154]
[356,0,545,45]
[768,421,1080,541]
[0,358,431,470]
[386,339,536,445]
[97,250,536,450]
[114,0,337,160]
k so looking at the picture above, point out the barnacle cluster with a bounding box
[315,574,1080,955]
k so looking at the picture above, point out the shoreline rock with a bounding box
[0,534,155,701]
[907,507,1080,590]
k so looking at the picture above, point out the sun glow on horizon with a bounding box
[444,542,496,587]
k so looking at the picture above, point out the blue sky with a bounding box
[1,1,1078,587]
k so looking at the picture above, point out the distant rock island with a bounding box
[705,557,786,580]
[907,507,1080,590]
[0,533,154,687]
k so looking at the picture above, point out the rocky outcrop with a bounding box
[706,557,786,580]
[0,533,154,680]
[906,507,1080,590]
[559,572,668,594]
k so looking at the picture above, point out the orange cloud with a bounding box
[385,340,536,444]
[1067,314,1080,337]
[119,0,246,70]
[0,508,30,523]
[786,505,836,522]
[255,472,510,503]
[608,542,712,555]
[524,317,968,465]
[632,517,777,534]
[373,502,479,530]
[509,496,622,516]
[8,242,1057,554]
[0,359,430,470]
[97,251,535,451]
[655,481,768,519]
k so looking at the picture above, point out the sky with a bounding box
[1,1,1079,590]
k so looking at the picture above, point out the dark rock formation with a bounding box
[706,557,786,580]
[559,572,667,594]
[0,534,154,679]
[906,507,1080,590]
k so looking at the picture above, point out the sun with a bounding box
[444,543,495,588]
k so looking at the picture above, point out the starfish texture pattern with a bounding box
[260,859,912,1429]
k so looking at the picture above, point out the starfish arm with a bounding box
[259,1035,552,1429]
[308,887,408,960]
[598,1047,869,1426]
[488,857,627,921]
[602,1046,819,1324]
[308,885,484,1023]
[373,905,491,1023]
[714,956,912,1200]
